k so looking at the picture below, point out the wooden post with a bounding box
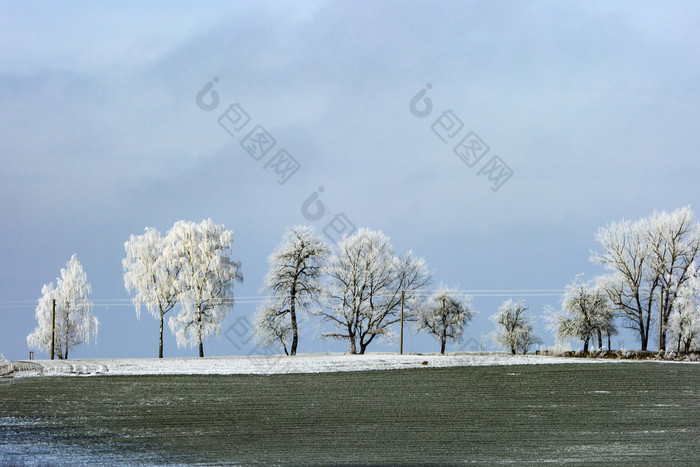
[400,290,405,355]
[51,298,56,360]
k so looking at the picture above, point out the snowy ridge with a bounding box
[1,352,659,378]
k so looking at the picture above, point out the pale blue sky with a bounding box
[1,1,698,360]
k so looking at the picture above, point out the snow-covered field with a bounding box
[3,354,700,464]
[2,352,651,378]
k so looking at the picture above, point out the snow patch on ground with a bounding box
[1,352,660,378]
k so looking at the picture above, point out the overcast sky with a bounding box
[1,1,698,360]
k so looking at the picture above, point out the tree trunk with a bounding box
[660,322,667,352]
[511,346,516,355]
[583,339,589,354]
[159,311,164,359]
[290,289,298,356]
[660,289,670,352]
[607,333,612,351]
[641,299,651,351]
[640,319,648,351]
[659,320,666,351]
[349,338,357,355]
[597,329,603,350]
[197,305,204,358]
[440,337,446,355]
[65,309,69,360]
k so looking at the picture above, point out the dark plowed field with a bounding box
[2,363,699,465]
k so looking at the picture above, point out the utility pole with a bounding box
[400,290,405,355]
[51,299,56,360]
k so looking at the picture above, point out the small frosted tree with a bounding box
[27,255,98,359]
[253,306,292,355]
[254,225,329,355]
[417,287,474,354]
[123,227,182,358]
[491,299,541,355]
[318,228,431,354]
[669,263,700,353]
[27,283,59,357]
[548,276,617,353]
[168,219,243,357]
[668,307,700,354]
[0,354,9,375]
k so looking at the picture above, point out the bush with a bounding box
[0,354,12,376]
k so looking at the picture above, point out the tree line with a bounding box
[549,206,700,353]
[26,207,700,358]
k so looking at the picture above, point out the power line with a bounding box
[0,289,566,310]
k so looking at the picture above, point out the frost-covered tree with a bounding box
[27,255,98,359]
[592,217,658,350]
[416,286,474,354]
[668,307,700,354]
[254,225,329,355]
[491,299,541,355]
[0,354,9,375]
[253,307,292,355]
[27,283,59,358]
[547,276,617,353]
[123,227,182,358]
[669,263,700,353]
[646,207,700,350]
[167,219,243,357]
[592,207,700,350]
[318,228,431,354]
[592,276,621,350]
